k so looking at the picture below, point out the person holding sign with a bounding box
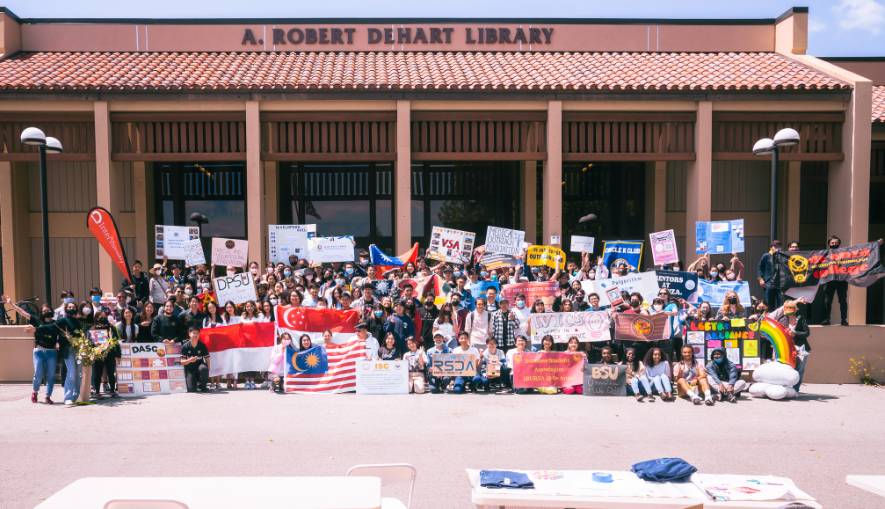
[451,332,481,394]
[561,337,587,395]
[425,333,451,394]
[89,311,121,399]
[402,336,427,394]
[479,337,507,393]
[181,327,210,393]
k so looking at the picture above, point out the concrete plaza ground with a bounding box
[1,383,883,509]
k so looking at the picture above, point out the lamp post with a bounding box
[20,127,64,304]
[752,128,800,242]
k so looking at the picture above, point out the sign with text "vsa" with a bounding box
[427,226,476,264]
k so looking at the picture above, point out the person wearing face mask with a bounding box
[53,290,76,320]
[90,311,121,399]
[511,294,531,337]
[705,347,747,403]
[464,297,491,350]
[78,300,95,327]
[3,299,61,404]
[384,301,415,353]
[490,299,520,351]
[55,300,83,404]
[715,291,745,320]
[820,235,849,326]
[757,240,787,309]
[365,304,387,343]
[418,295,439,349]
[622,293,647,315]
[149,263,171,305]
[770,299,811,391]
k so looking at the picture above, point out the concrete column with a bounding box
[246,100,265,265]
[263,161,278,227]
[651,161,668,232]
[686,101,713,257]
[132,161,150,265]
[542,100,562,246]
[95,101,121,292]
[521,161,537,244]
[395,100,412,253]
[785,161,801,245]
[0,161,32,299]
[827,82,872,325]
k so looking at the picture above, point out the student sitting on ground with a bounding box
[425,333,451,394]
[506,335,531,394]
[479,336,508,393]
[640,347,673,401]
[673,345,715,406]
[379,332,400,360]
[562,336,587,395]
[599,346,616,365]
[451,331,481,394]
[623,347,652,401]
[705,347,748,402]
[402,336,427,394]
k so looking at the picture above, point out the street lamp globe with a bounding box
[773,127,800,147]
[752,137,775,156]
[45,137,64,154]
[20,127,46,146]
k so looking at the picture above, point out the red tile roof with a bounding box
[874,86,885,123]
[0,51,849,93]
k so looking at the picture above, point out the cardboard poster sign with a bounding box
[686,319,760,370]
[583,364,627,396]
[655,270,699,300]
[528,311,611,344]
[308,236,355,263]
[570,235,595,253]
[486,357,501,378]
[183,239,206,267]
[429,353,478,377]
[693,280,752,306]
[485,226,525,256]
[696,219,745,254]
[427,226,476,264]
[87,329,109,345]
[355,359,409,395]
[526,245,566,269]
[268,224,316,264]
[211,237,249,267]
[511,352,585,388]
[649,229,679,266]
[155,225,200,260]
[116,343,187,396]
[213,272,257,305]
[581,271,659,307]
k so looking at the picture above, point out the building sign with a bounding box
[242,26,555,48]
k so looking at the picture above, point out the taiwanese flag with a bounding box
[275,305,360,345]
[86,207,133,284]
[199,322,276,377]
[370,242,419,276]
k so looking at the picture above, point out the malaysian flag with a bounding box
[284,339,366,393]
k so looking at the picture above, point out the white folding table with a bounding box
[846,475,885,499]
[35,476,382,509]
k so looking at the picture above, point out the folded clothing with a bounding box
[480,470,535,489]
[631,458,697,483]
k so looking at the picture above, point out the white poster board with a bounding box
[528,311,611,344]
[211,238,249,267]
[213,272,257,305]
[485,226,525,256]
[355,359,409,395]
[308,236,355,264]
[648,229,679,266]
[116,343,187,396]
[268,224,316,264]
[427,226,476,264]
[155,225,200,260]
[581,271,660,307]
[570,235,596,253]
[183,239,206,267]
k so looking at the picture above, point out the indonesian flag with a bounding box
[275,305,360,345]
[370,242,419,276]
[284,339,366,394]
[199,322,275,377]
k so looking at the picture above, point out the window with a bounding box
[154,162,247,239]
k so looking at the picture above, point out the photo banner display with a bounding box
[501,281,559,310]
[429,353,478,377]
[582,364,627,396]
[692,280,752,306]
[528,311,611,344]
[684,319,760,371]
[648,229,679,266]
[427,226,476,264]
[781,241,885,289]
[581,271,660,307]
[655,270,699,301]
[485,226,525,257]
[613,313,669,341]
[211,237,249,267]
[695,219,745,254]
[601,240,643,271]
[512,352,585,389]
[308,236,355,264]
[116,343,186,396]
[355,359,409,395]
[470,281,501,302]
[213,272,257,305]
[154,225,200,260]
[570,235,595,254]
[268,224,316,264]
[526,245,566,269]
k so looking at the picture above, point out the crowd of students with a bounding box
[8,235,832,406]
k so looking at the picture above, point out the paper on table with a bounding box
[526,470,702,499]
[691,474,813,502]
